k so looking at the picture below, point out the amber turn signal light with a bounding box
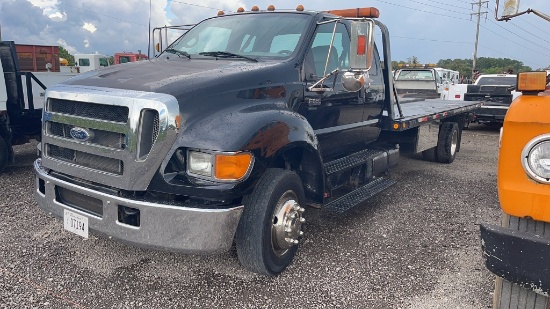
[214,153,253,180]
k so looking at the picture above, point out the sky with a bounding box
[1,0,549,69]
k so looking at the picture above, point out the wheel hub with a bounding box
[271,191,305,256]
[451,129,458,155]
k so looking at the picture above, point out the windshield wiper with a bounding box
[164,48,191,59]
[199,51,258,62]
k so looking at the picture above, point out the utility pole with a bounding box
[471,0,488,75]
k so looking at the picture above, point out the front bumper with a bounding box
[480,223,550,296]
[34,159,243,254]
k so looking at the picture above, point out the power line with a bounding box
[372,0,471,20]
[478,44,546,68]
[507,20,550,45]
[392,35,471,44]
[487,18,550,51]
[479,24,550,58]
[374,0,549,66]
[520,17,548,33]
[413,0,472,11]
[59,2,148,26]
[169,1,234,12]
[395,0,471,15]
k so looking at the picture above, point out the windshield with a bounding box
[167,13,312,60]
[396,70,435,81]
[476,76,516,86]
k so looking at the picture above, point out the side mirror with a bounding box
[349,20,375,71]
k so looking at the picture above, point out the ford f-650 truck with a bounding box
[34,6,482,275]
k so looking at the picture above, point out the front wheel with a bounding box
[236,168,306,276]
[493,277,549,309]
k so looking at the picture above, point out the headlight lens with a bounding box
[188,151,212,177]
[522,135,550,183]
[527,142,550,179]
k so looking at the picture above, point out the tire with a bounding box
[0,136,8,172]
[421,147,438,162]
[493,214,550,309]
[494,277,549,309]
[236,168,306,276]
[436,122,459,163]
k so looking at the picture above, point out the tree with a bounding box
[406,56,419,65]
[58,46,75,66]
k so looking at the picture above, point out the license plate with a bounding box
[63,209,89,238]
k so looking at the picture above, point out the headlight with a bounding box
[522,135,550,183]
[187,150,253,181]
[188,151,212,177]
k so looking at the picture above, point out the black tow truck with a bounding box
[34,6,482,275]
[464,74,518,125]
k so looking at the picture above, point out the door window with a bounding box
[306,22,350,78]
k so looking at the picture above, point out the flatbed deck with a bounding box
[382,99,482,131]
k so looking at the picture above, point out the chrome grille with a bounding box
[152,113,160,144]
[48,98,129,123]
[41,85,180,190]
[47,144,123,175]
[47,122,126,149]
[137,110,160,160]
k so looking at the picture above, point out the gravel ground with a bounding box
[0,124,501,309]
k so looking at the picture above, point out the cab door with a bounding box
[298,21,365,160]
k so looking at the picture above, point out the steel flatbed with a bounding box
[381,99,482,131]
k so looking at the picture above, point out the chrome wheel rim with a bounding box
[450,129,458,155]
[271,190,305,257]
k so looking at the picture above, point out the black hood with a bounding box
[63,58,298,98]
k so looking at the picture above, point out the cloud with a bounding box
[57,38,77,54]
[0,0,546,68]
[48,11,67,21]
[83,22,97,33]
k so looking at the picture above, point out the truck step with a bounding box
[324,177,396,214]
[324,148,382,175]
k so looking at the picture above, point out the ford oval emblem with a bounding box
[70,127,93,142]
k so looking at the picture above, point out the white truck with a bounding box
[73,54,111,73]
[394,66,457,99]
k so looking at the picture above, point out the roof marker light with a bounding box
[237,7,245,12]
[217,11,224,16]
[267,5,275,11]
[251,6,259,12]
[517,71,547,92]
[296,5,304,11]
[326,7,380,18]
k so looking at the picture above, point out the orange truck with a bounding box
[480,71,550,307]
[114,52,148,64]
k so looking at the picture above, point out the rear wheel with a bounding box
[236,168,306,275]
[437,122,459,163]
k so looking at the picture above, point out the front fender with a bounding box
[176,101,319,158]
